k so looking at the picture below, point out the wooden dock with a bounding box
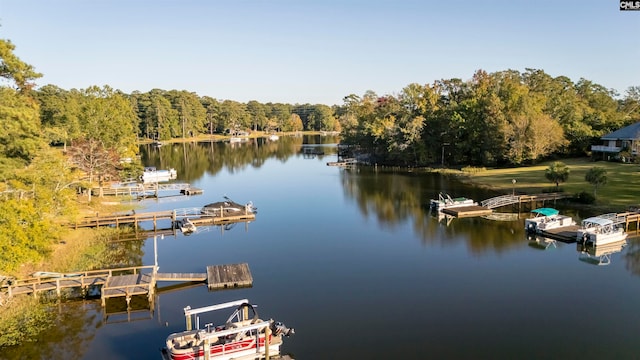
[538,225,581,242]
[71,208,255,229]
[442,205,493,218]
[1,263,254,305]
[206,263,253,290]
[72,210,176,229]
[190,213,256,226]
[101,272,155,307]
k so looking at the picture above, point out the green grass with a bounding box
[456,158,640,209]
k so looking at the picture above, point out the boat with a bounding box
[524,208,576,233]
[179,218,197,235]
[268,133,279,141]
[430,193,478,211]
[201,197,257,216]
[229,131,250,143]
[140,167,177,183]
[161,299,294,360]
[576,214,628,246]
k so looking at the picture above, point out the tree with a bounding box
[78,86,138,157]
[0,38,45,173]
[0,38,42,92]
[545,161,570,190]
[585,166,607,196]
[66,138,120,200]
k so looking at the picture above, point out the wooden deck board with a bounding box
[539,225,580,242]
[207,263,253,290]
[190,214,255,226]
[102,273,153,299]
[156,273,207,282]
[442,206,493,218]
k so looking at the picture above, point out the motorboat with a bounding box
[140,167,177,183]
[201,197,257,216]
[524,208,575,233]
[576,214,627,246]
[430,193,477,211]
[268,133,279,141]
[161,299,294,360]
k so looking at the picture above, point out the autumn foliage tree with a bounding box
[67,138,120,199]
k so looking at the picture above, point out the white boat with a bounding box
[576,214,627,246]
[268,134,279,141]
[161,299,294,360]
[179,218,196,235]
[140,167,177,184]
[201,197,257,216]
[430,193,477,211]
[524,208,575,233]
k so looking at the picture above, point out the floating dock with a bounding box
[206,263,253,290]
[537,225,581,242]
[442,205,493,218]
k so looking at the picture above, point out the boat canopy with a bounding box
[531,208,559,217]
[581,216,614,227]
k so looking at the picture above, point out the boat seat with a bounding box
[172,339,194,349]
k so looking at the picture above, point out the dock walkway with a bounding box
[70,208,256,229]
[1,263,253,306]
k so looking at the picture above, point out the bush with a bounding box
[576,191,595,204]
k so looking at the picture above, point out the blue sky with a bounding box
[1,0,638,105]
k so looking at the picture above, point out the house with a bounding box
[591,121,640,161]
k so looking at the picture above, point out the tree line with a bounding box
[337,69,640,167]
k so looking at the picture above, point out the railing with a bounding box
[481,195,520,209]
[591,145,621,153]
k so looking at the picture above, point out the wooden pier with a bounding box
[92,183,202,198]
[442,193,573,218]
[1,263,253,305]
[70,208,255,230]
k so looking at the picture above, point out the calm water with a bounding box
[7,136,640,360]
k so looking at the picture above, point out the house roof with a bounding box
[602,121,640,140]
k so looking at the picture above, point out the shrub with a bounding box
[575,191,595,204]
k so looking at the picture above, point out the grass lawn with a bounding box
[458,158,640,210]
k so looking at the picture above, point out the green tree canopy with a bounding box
[544,161,570,190]
[585,166,607,196]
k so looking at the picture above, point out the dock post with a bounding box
[185,311,192,331]
[265,326,271,360]
[56,279,61,298]
[203,339,210,360]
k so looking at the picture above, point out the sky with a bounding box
[0,0,638,105]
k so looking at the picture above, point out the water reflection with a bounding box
[578,240,628,266]
[527,234,558,250]
[139,135,339,182]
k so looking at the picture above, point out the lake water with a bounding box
[6,135,640,360]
